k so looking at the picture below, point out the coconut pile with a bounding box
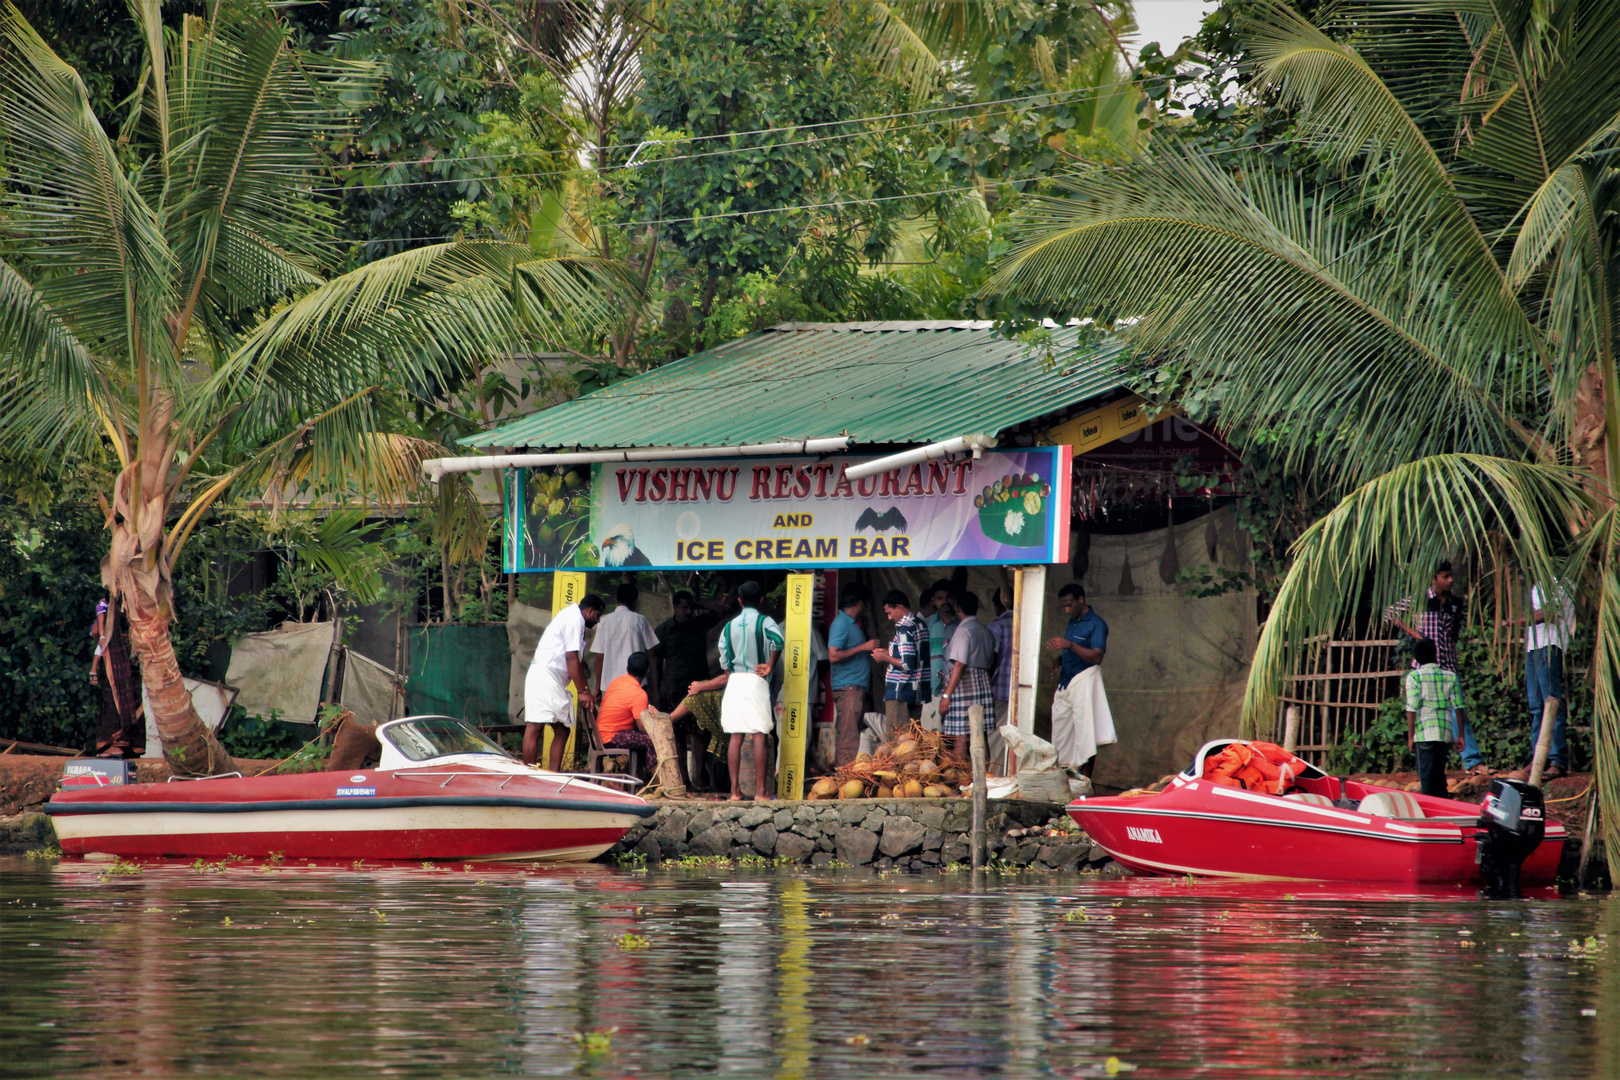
[807,721,982,800]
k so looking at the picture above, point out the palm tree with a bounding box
[993,1,1620,854]
[0,0,616,773]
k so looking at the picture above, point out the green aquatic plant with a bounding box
[96,858,143,879]
[614,933,650,950]
[24,845,61,860]
[665,855,733,869]
[1568,935,1608,959]
[571,1028,617,1054]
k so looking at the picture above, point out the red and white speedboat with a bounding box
[46,716,654,862]
[1068,740,1566,885]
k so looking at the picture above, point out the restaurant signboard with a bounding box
[505,446,1072,572]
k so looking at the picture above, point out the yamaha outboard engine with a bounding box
[1477,778,1545,898]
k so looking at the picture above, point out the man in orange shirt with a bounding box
[597,651,657,775]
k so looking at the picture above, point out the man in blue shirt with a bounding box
[1046,583,1112,775]
[827,584,878,766]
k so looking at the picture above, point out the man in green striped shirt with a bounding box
[1405,638,1466,798]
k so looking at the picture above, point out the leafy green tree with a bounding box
[995,0,1620,852]
[327,0,522,258]
[618,0,934,349]
[0,0,615,772]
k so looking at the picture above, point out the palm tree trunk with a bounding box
[105,414,235,776]
[124,589,235,776]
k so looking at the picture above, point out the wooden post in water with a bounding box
[970,704,988,869]
[1576,788,1599,888]
[1527,696,1560,787]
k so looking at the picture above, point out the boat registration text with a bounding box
[1126,826,1163,844]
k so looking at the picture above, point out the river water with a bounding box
[1,858,1615,1078]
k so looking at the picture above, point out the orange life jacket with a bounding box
[1203,741,1312,795]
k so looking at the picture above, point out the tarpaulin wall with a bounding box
[406,625,510,726]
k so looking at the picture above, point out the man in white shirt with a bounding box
[525,593,605,770]
[1525,582,1576,778]
[590,582,660,699]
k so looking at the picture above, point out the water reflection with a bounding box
[0,859,1613,1078]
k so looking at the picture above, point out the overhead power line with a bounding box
[308,77,1161,177]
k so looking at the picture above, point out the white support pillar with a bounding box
[1013,565,1046,737]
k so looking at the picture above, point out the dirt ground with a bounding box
[0,754,283,817]
[1348,769,1597,836]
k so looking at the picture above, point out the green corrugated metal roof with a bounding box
[462,321,1125,450]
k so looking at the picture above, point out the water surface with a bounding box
[2,858,1615,1078]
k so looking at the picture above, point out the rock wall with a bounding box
[608,798,1120,873]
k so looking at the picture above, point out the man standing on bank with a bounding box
[591,581,660,701]
[923,579,960,730]
[1406,637,1466,798]
[1046,583,1115,777]
[938,592,998,760]
[717,581,784,801]
[827,584,878,766]
[1387,561,1483,774]
[525,593,605,771]
[873,589,930,731]
[1522,581,1575,779]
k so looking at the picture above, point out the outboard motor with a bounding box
[1477,778,1546,898]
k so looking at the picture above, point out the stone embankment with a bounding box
[608,797,1121,873]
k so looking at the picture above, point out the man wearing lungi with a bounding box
[1045,583,1115,777]
[716,580,783,801]
[937,591,997,761]
[524,593,605,770]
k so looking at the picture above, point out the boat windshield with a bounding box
[383,717,512,762]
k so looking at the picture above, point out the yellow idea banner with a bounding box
[1041,393,1167,455]
[776,573,815,800]
[544,570,590,768]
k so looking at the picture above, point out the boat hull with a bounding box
[45,766,654,863]
[1068,779,1565,885]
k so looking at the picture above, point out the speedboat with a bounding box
[1067,739,1566,886]
[45,715,655,862]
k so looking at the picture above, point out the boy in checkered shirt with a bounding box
[1405,637,1467,798]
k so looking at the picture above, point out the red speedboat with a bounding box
[1067,740,1565,886]
[45,716,654,862]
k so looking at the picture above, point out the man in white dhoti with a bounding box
[524,593,605,770]
[1045,583,1115,776]
[716,580,783,801]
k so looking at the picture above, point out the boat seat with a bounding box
[1282,792,1333,807]
[1356,791,1425,819]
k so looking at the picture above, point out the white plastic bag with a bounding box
[986,776,1020,799]
[1000,724,1058,772]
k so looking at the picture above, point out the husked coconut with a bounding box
[839,779,867,799]
[902,779,924,798]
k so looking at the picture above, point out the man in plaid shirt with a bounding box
[1387,560,1484,773]
[1405,638,1467,797]
[873,589,930,729]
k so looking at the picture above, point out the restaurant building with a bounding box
[429,322,1253,792]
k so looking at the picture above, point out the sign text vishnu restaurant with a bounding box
[506,446,1073,572]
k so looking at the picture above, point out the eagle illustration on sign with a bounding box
[853,506,908,532]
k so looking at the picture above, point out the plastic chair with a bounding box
[582,705,646,781]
